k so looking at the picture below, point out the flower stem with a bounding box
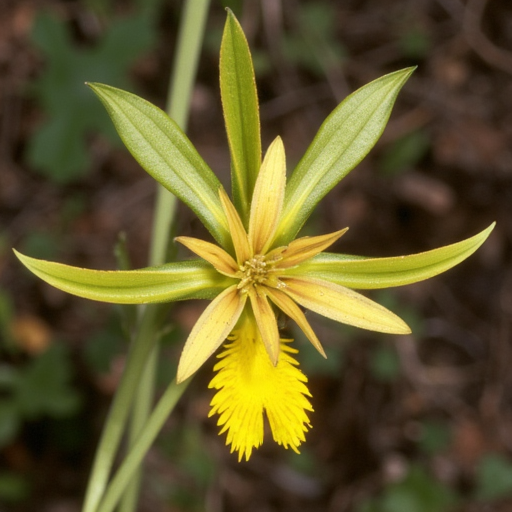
[81,2,210,512]
[150,0,212,265]
[81,305,162,512]
[96,378,192,512]
[118,340,158,512]
[119,0,211,511]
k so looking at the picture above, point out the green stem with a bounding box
[82,2,210,511]
[97,379,191,512]
[81,306,161,512]
[118,343,158,512]
[119,0,211,511]
[150,0,211,266]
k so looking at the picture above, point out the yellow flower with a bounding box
[14,14,494,461]
[174,137,409,459]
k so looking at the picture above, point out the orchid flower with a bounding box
[15,12,494,461]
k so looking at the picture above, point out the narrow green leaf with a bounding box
[288,223,494,289]
[14,250,233,303]
[475,454,512,501]
[87,83,231,248]
[273,68,415,247]
[220,9,261,225]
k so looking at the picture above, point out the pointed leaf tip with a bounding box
[87,83,231,248]
[293,222,496,290]
[274,67,415,247]
[13,249,228,304]
[221,9,261,225]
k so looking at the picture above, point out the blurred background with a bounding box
[0,0,511,511]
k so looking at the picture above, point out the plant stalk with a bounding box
[81,1,210,512]
[119,0,211,510]
[81,305,161,512]
[97,378,191,512]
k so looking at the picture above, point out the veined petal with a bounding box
[248,287,280,365]
[249,136,286,254]
[219,188,252,264]
[282,277,411,334]
[14,250,230,303]
[273,228,348,269]
[266,287,326,358]
[175,236,238,277]
[177,285,246,383]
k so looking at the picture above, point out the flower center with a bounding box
[237,255,280,291]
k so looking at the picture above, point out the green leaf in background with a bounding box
[273,67,415,247]
[15,343,81,419]
[180,425,217,486]
[0,289,14,350]
[358,465,458,512]
[0,472,31,504]
[380,465,458,512]
[286,447,320,478]
[0,401,20,448]
[87,84,231,248]
[372,289,425,335]
[370,344,401,381]
[281,2,347,77]
[220,9,261,225]
[380,129,430,175]
[158,423,216,510]
[290,223,494,289]
[84,329,124,375]
[27,10,156,183]
[399,27,431,59]
[20,231,59,261]
[0,367,22,448]
[295,330,344,377]
[475,453,512,501]
[417,420,451,455]
[14,251,232,304]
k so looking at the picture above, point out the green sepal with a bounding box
[14,250,234,303]
[273,67,415,247]
[87,83,231,249]
[220,9,261,226]
[288,223,495,289]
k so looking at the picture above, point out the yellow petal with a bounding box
[209,320,312,461]
[177,285,246,383]
[272,228,348,268]
[175,236,238,277]
[266,287,326,358]
[248,287,280,365]
[282,277,411,334]
[219,188,252,264]
[248,136,286,254]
